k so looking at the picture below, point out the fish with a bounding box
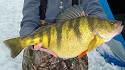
[3,5,124,59]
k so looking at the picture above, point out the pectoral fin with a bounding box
[77,36,97,58]
[88,35,97,52]
[77,49,88,58]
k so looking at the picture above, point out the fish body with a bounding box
[3,5,124,58]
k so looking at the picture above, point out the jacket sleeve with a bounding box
[81,0,107,19]
[20,0,41,36]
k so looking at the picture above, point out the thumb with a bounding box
[81,11,88,16]
[34,43,43,50]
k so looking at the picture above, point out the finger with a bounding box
[40,48,58,57]
[34,43,42,50]
[81,11,88,16]
[81,11,85,16]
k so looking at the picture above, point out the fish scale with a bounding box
[42,17,94,58]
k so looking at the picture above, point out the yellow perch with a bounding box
[3,5,124,59]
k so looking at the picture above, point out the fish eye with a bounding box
[111,22,114,25]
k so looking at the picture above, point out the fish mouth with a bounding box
[115,22,124,35]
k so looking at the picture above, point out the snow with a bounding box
[88,44,121,70]
[0,0,23,69]
[0,0,123,70]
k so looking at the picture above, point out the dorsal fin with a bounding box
[31,24,53,35]
[57,5,83,22]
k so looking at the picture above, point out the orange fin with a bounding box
[77,49,88,58]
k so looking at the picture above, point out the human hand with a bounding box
[40,20,48,26]
[34,43,58,57]
[81,11,88,16]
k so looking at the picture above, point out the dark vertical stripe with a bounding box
[47,27,51,48]
[98,18,105,28]
[38,32,43,43]
[87,16,95,32]
[68,19,74,30]
[73,17,82,39]
[56,21,66,49]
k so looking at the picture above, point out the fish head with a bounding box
[95,20,124,42]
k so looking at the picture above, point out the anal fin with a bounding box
[77,49,88,58]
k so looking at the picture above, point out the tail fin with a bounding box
[3,37,24,58]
